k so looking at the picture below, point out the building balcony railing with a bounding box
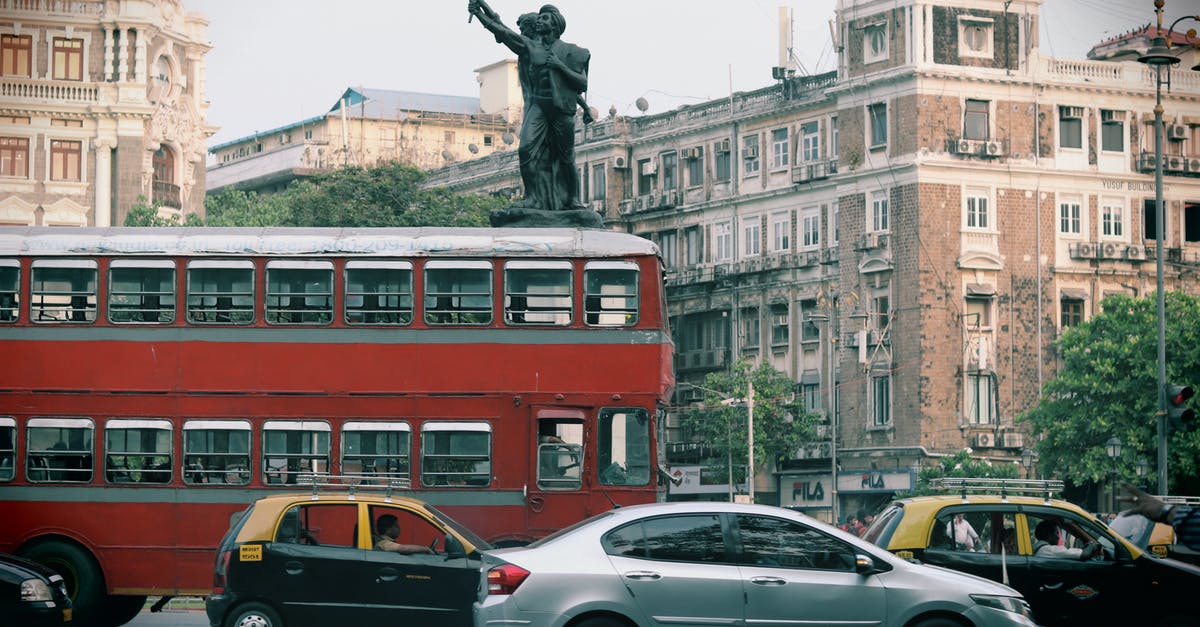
[675,347,729,372]
[0,0,102,16]
[0,77,99,104]
[153,181,181,209]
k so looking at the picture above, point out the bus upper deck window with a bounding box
[266,260,333,325]
[187,260,255,325]
[0,417,14,481]
[584,261,639,327]
[105,419,172,484]
[0,260,18,323]
[424,261,492,326]
[109,260,176,324]
[183,420,251,485]
[26,417,94,483]
[345,261,413,325]
[504,261,571,326]
[31,260,97,323]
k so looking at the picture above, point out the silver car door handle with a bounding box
[1040,582,1063,591]
[623,571,662,580]
[750,576,787,586]
[377,567,399,583]
[284,560,304,575]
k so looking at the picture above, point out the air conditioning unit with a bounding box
[1000,432,1024,449]
[1187,158,1200,173]
[1168,124,1188,141]
[661,190,678,207]
[857,232,880,250]
[973,433,995,448]
[1101,242,1121,259]
[1071,242,1095,259]
[618,200,636,215]
[1166,155,1185,172]
[743,145,759,159]
[641,160,657,176]
[612,155,629,169]
[984,140,1004,157]
[714,138,731,153]
[953,138,974,155]
[637,196,652,211]
[1139,153,1159,172]
[792,166,810,184]
[1125,245,1145,260]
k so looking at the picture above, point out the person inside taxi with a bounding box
[1033,519,1101,560]
[373,514,435,555]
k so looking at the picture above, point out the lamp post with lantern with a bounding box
[1106,437,1123,514]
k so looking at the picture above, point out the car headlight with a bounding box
[21,578,53,602]
[970,594,1034,620]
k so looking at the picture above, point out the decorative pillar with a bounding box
[93,139,115,227]
[103,28,114,81]
[133,28,147,84]
[117,28,129,82]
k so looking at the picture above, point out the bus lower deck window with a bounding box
[26,418,94,482]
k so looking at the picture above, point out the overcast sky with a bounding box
[188,0,1156,149]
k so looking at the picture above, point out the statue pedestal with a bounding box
[490,206,605,229]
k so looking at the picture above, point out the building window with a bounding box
[801,122,820,162]
[263,421,331,485]
[872,373,892,426]
[741,306,760,349]
[32,260,97,323]
[966,374,995,424]
[965,296,991,329]
[1144,198,1159,241]
[864,22,887,63]
[685,226,702,265]
[830,202,839,245]
[771,128,789,169]
[0,137,28,177]
[1059,106,1083,150]
[714,143,731,181]
[714,221,733,261]
[742,216,761,257]
[686,149,703,186]
[965,187,989,230]
[52,37,83,81]
[637,158,655,195]
[868,102,887,149]
[658,231,677,270]
[770,303,789,347]
[801,300,820,342]
[771,212,790,252]
[872,294,891,332]
[183,420,252,485]
[105,419,172,484]
[801,384,821,413]
[662,152,678,191]
[959,17,994,59]
[1061,297,1084,328]
[424,261,493,326]
[109,260,175,324]
[1101,110,1125,152]
[1102,198,1125,238]
[1,34,31,77]
[871,191,889,232]
[829,117,839,160]
[1059,196,1082,235]
[592,163,606,199]
[266,261,334,325]
[504,261,572,326]
[743,134,760,176]
[964,100,989,141]
[50,140,81,181]
[345,261,413,325]
[421,421,491,487]
[152,146,178,207]
[584,261,639,327]
[802,208,820,248]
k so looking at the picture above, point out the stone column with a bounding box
[133,28,147,84]
[93,139,115,227]
[117,27,129,82]
[103,28,114,81]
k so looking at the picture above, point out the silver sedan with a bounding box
[475,501,1037,627]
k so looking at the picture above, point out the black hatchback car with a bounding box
[206,487,490,627]
[0,551,73,626]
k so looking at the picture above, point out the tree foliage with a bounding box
[895,449,1021,497]
[680,359,820,494]
[1020,292,1200,493]
[123,196,203,226]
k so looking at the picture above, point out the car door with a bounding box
[355,505,480,627]
[259,503,363,627]
[603,513,744,627]
[734,513,886,627]
[919,506,1027,588]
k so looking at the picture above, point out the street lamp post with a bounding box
[1106,437,1123,514]
[1136,458,1151,489]
[807,310,836,523]
[1137,0,1200,496]
[1021,448,1035,479]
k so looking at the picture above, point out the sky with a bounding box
[188,0,1157,149]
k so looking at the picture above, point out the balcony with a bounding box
[676,347,729,373]
[153,181,181,208]
[0,0,103,16]
[0,77,99,104]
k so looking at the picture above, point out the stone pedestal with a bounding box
[490,206,604,228]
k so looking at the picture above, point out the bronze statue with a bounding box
[469,2,600,227]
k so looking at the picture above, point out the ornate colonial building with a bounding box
[435,0,1200,521]
[0,0,213,225]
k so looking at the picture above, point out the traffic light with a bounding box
[1165,383,1195,432]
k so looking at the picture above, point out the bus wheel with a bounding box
[21,540,105,625]
[97,595,147,627]
[225,602,283,627]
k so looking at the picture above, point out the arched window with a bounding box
[152,147,179,207]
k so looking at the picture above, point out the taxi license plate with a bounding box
[64,607,73,622]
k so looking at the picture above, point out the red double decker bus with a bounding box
[0,226,673,626]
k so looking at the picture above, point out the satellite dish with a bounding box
[468,143,479,154]
[502,131,515,145]
[441,150,453,161]
[635,97,649,113]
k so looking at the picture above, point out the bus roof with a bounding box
[0,226,659,259]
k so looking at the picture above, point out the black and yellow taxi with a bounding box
[1110,496,1200,566]
[205,476,490,627]
[862,478,1200,627]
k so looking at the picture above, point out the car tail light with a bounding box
[212,549,231,594]
[486,564,530,595]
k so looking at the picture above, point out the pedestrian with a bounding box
[946,512,983,551]
[1119,483,1200,551]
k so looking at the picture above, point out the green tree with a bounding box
[122,196,202,226]
[1020,292,1200,494]
[680,359,819,498]
[895,449,1021,497]
[204,188,293,226]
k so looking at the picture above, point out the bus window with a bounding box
[27,417,94,482]
[345,261,413,325]
[183,420,251,485]
[504,261,572,326]
[266,260,333,325]
[424,261,492,325]
[537,418,583,490]
[263,420,330,485]
[31,260,97,323]
[109,260,176,324]
[420,421,491,487]
[105,419,172,484]
[597,408,651,486]
[0,259,18,323]
[187,260,254,324]
[0,417,14,481]
[342,421,410,483]
[584,261,638,327]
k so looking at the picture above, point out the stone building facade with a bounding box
[0,0,213,225]
[426,0,1200,521]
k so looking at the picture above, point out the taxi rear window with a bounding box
[862,504,903,546]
